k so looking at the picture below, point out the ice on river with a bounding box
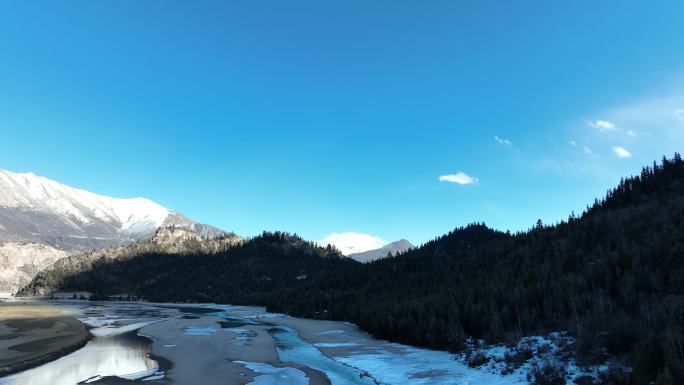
[235,361,309,385]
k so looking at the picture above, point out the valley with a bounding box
[2,3,681,383]
[6,155,684,384]
[0,300,588,385]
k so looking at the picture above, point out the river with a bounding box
[0,301,525,385]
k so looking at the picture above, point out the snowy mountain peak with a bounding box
[0,169,171,232]
[348,239,414,263]
[0,168,226,252]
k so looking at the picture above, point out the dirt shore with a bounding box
[0,302,90,376]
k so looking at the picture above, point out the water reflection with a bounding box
[0,332,158,385]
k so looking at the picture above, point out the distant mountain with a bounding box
[0,169,226,252]
[348,239,414,262]
[316,232,386,256]
[0,168,229,293]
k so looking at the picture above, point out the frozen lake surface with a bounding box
[0,301,556,385]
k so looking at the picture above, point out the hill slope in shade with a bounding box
[18,227,243,297]
[19,230,351,303]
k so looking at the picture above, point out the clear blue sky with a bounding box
[2,1,684,245]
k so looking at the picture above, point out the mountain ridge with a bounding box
[348,239,414,262]
[18,226,243,297]
[0,168,227,252]
[18,230,346,300]
[0,168,229,294]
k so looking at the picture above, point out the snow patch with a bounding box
[235,361,309,385]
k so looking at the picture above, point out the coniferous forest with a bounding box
[20,154,684,385]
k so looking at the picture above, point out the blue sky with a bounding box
[1,1,684,246]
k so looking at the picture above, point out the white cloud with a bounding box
[568,140,577,146]
[583,146,594,155]
[612,146,632,158]
[439,172,479,185]
[316,232,386,256]
[494,135,512,146]
[626,130,636,137]
[674,109,684,121]
[587,119,619,132]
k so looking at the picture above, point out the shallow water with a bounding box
[0,332,158,385]
[0,301,193,385]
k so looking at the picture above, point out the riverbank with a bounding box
[0,301,593,385]
[138,308,331,385]
[0,302,90,376]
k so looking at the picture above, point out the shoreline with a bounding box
[0,301,91,377]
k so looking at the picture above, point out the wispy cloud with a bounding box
[674,109,684,121]
[612,146,632,158]
[587,119,619,132]
[494,135,512,146]
[439,172,479,185]
[532,78,684,180]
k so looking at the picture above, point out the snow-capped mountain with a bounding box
[348,239,414,262]
[0,168,226,252]
[316,232,414,262]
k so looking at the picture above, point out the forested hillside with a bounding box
[265,155,684,384]
[22,154,684,384]
[21,231,354,303]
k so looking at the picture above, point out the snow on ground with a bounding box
[235,361,309,385]
[46,303,610,385]
[456,333,608,385]
[203,303,608,385]
[322,330,606,385]
[337,343,525,385]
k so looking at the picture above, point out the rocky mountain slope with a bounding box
[0,169,225,251]
[0,168,229,293]
[18,230,345,301]
[0,243,68,294]
[348,239,414,262]
[18,227,243,296]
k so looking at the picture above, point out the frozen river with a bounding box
[0,301,531,385]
